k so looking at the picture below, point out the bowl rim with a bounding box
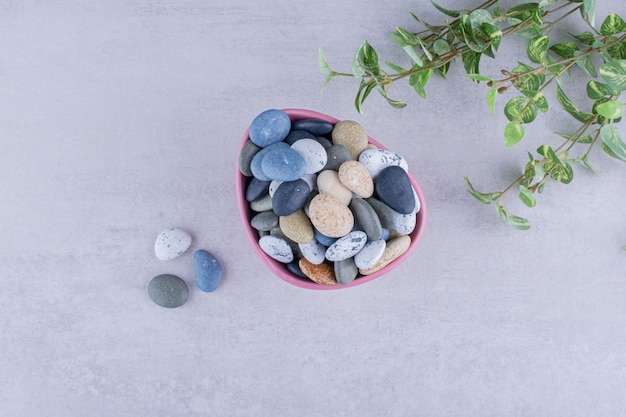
[236,108,427,290]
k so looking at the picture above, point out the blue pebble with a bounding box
[292,118,334,136]
[249,109,291,147]
[381,227,390,241]
[250,142,290,181]
[284,129,316,145]
[272,179,310,216]
[261,147,307,181]
[194,250,223,292]
[245,177,271,202]
[313,228,337,247]
[375,166,416,214]
[286,260,308,278]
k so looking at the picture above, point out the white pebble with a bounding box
[155,228,192,261]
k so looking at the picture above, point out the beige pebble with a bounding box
[332,120,368,159]
[308,194,354,238]
[358,235,411,275]
[338,160,374,198]
[317,170,352,205]
[299,258,338,286]
[279,209,314,244]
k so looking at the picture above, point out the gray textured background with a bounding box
[2,1,625,416]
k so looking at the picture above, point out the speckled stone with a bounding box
[298,258,338,286]
[291,138,327,174]
[338,160,374,198]
[194,249,223,292]
[299,239,326,265]
[154,227,192,261]
[375,166,416,214]
[308,193,354,238]
[258,235,294,263]
[334,257,358,285]
[239,140,261,177]
[331,120,368,159]
[354,239,386,270]
[359,235,411,275]
[279,209,314,244]
[324,144,353,171]
[317,169,352,206]
[249,109,291,147]
[148,274,189,308]
[349,198,382,241]
[325,231,367,262]
[358,148,409,179]
[292,118,335,136]
[272,179,310,216]
[250,210,279,231]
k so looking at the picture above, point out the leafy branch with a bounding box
[319,0,626,230]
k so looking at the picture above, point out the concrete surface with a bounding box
[1,1,625,416]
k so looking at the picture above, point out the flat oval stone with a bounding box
[298,239,326,265]
[250,210,279,231]
[393,211,417,235]
[316,170,352,206]
[316,136,333,150]
[331,120,368,159]
[349,198,382,241]
[249,109,291,147]
[261,147,307,181]
[239,140,261,177]
[375,166,416,214]
[272,179,310,216]
[354,239,386,270]
[269,227,302,259]
[313,228,337,247]
[155,227,192,261]
[292,118,335,136]
[250,142,290,181]
[258,235,293,263]
[284,129,316,145]
[298,258,338,286]
[194,250,223,292]
[334,257,358,285]
[338,160,374,198]
[359,235,411,275]
[291,138,327,174]
[249,193,272,212]
[325,231,367,262]
[358,148,409,179]
[245,177,271,202]
[308,193,354,238]
[324,145,353,171]
[365,197,397,229]
[279,209,314,244]
[148,274,189,308]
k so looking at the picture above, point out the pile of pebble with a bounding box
[239,109,421,286]
[148,228,223,308]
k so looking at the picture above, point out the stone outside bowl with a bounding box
[236,109,427,290]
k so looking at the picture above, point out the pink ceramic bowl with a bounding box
[236,109,427,290]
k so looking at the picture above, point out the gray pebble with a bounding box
[148,274,189,308]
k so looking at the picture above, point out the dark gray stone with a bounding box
[148,274,189,308]
[245,177,271,202]
[324,144,353,171]
[292,118,334,136]
[272,179,310,216]
[284,129,316,145]
[349,198,383,241]
[238,140,261,177]
[334,257,358,285]
[250,210,279,231]
[375,166,416,214]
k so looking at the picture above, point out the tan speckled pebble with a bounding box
[338,160,374,198]
[358,235,411,275]
[308,194,354,238]
[299,258,338,286]
[317,170,352,205]
[332,120,368,159]
[279,209,314,244]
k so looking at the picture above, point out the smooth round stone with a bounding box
[250,210,279,231]
[334,257,358,285]
[359,235,411,275]
[194,249,223,292]
[331,120,368,159]
[292,118,335,136]
[245,177,271,202]
[308,193,354,238]
[284,129,316,145]
[338,160,374,198]
[354,239,386,270]
[279,209,314,244]
[317,170,352,206]
[324,145,353,171]
[299,239,326,265]
[316,136,333,150]
[291,138,327,174]
[381,227,390,241]
[155,227,192,261]
[239,140,261,177]
[393,211,417,235]
[286,260,307,278]
[269,227,302,259]
[250,193,273,212]
[365,197,397,229]
[375,166,416,214]
[261,147,307,181]
[358,148,409,179]
[148,274,189,308]
[325,231,367,262]
[349,198,382,241]
[272,179,310,216]
[250,142,290,181]
[249,109,291,147]
[259,235,294,263]
[298,258,338,286]
[313,228,337,247]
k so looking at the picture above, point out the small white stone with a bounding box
[358,148,409,179]
[299,239,326,265]
[354,239,386,269]
[155,228,192,261]
[325,231,367,262]
[258,235,293,263]
[291,138,328,174]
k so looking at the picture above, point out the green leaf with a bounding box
[355,80,376,114]
[377,87,407,109]
[537,144,564,167]
[462,51,482,75]
[318,47,331,75]
[586,80,617,99]
[608,38,626,60]
[432,39,451,56]
[431,0,460,18]
[556,132,593,144]
[601,142,626,162]
[519,184,537,207]
[549,42,579,59]
[391,32,424,67]
[520,90,549,112]
[600,14,626,35]
[556,82,595,122]
[600,60,626,92]
[464,176,493,204]
[507,213,532,230]
[410,11,442,35]
[409,68,432,99]
[385,61,406,73]
[482,23,502,51]
[487,88,497,115]
[581,0,595,27]
[600,123,626,159]
[504,96,539,124]
[527,35,549,64]
[469,9,492,33]
[504,121,525,147]
[466,74,493,83]
[595,100,624,119]
[570,31,596,45]
[547,162,574,184]
[512,62,545,92]
[573,51,597,77]
[395,27,420,47]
